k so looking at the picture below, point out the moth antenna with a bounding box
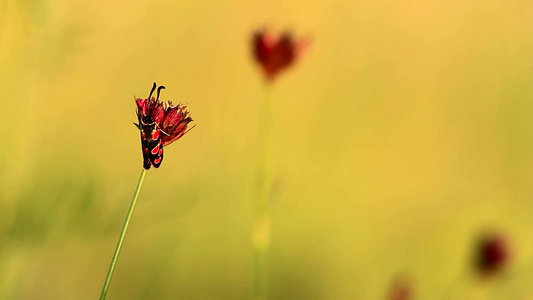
[148,82,157,99]
[159,128,170,136]
[156,86,166,101]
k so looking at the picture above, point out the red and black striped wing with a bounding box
[141,140,152,169]
[141,129,164,169]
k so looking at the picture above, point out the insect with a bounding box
[135,83,166,169]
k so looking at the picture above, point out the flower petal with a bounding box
[151,103,166,125]
[136,98,149,115]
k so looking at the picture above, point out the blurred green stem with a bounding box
[253,87,271,300]
[100,168,147,300]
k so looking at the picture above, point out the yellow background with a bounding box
[1,0,531,299]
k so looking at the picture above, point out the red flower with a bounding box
[134,83,194,169]
[252,29,308,80]
[387,276,412,300]
[475,233,510,276]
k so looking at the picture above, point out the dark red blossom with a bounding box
[475,233,510,276]
[387,276,412,300]
[252,29,308,80]
[134,83,194,169]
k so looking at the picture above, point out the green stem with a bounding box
[253,87,271,300]
[100,168,147,300]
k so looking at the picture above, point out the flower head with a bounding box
[474,233,510,277]
[134,82,194,169]
[252,29,308,81]
[387,275,412,300]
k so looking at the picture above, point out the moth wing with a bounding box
[147,138,164,168]
[141,138,152,170]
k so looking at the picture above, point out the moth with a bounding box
[135,83,165,169]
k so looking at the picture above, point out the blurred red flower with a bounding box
[475,233,510,276]
[252,29,308,81]
[135,83,194,169]
[387,276,412,300]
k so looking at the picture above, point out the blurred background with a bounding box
[1,0,532,299]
